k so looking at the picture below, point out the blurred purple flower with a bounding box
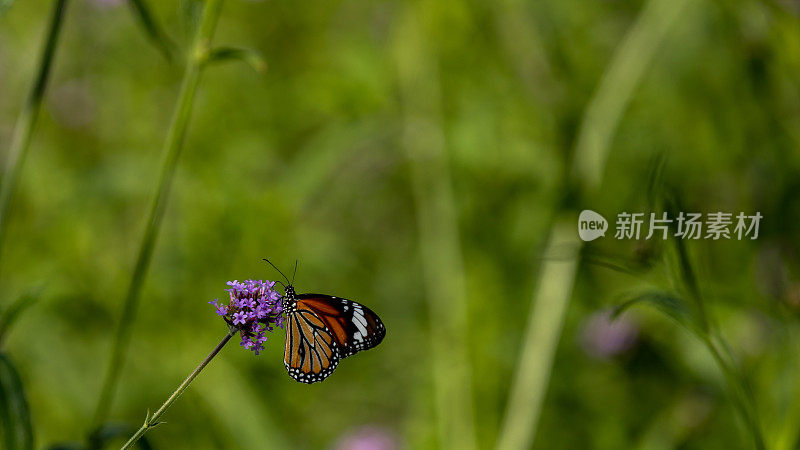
[211,279,284,355]
[579,310,638,359]
[334,426,398,450]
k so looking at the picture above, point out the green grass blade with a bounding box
[0,288,43,346]
[497,0,692,448]
[496,218,580,450]
[0,0,68,267]
[663,196,709,330]
[91,0,226,429]
[571,0,692,193]
[126,0,176,62]
[394,5,477,449]
[179,0,203,42]
[492,0,555,103]
[613,290,692,328]
[702,335,766,450]
[204,46,267,74]
[0,354,33,450]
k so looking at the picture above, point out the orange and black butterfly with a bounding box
[265,259,386,384]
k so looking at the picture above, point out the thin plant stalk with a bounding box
[394,5,477,449]
[92,0,226,427]
[496,218,580,450]
[496,0,692,448]
[570,0,693,193]
[120,327,237,450]
[703,333,765,449]
[0,0,68,264]
[127,0,176,62]
[492,0,555,104]
[671,214,764,448]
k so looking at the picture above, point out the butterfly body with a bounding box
[282,285,386,384]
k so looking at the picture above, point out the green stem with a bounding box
[394,5,477,449]
[127,0,176,62]
[673,219,763,448]
[120,328,237,450]
[91,0,226,428]
[703,333,765,450]
[673,228,709,331]
[0,0,68,265]
[495,218,580,450]
[570,0,692,192]
[496,0,692,448]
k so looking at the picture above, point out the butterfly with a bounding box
[265,259,386,384]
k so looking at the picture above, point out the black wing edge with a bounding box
[297,293,386,358]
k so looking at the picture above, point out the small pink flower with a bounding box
[579,310,638,359]
[334,426,398,450]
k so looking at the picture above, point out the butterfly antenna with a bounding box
[292,260,298,285]
[262,258,290,285]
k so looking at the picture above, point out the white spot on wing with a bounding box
[352,305,368,340]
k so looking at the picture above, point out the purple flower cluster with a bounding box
[209,280,284,355]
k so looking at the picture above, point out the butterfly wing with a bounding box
[296,294,386,358]
[283,305,340,384]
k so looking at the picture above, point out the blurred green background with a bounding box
[2,0,800,448]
